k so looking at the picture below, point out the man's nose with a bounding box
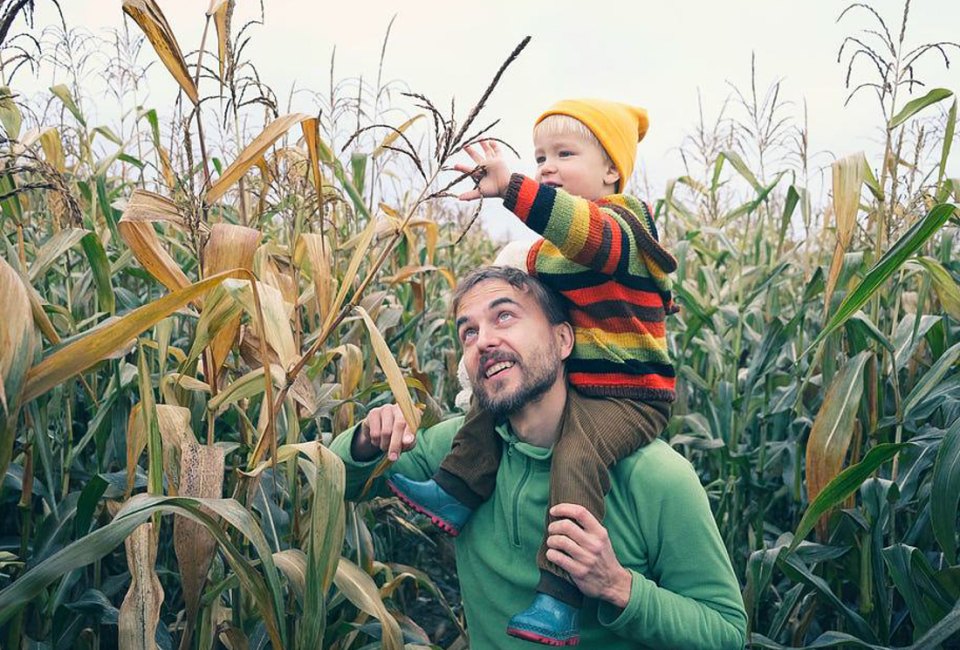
[475,326,501,350]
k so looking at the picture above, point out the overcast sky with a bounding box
[21,0,960,240]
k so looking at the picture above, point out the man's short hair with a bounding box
[452,266,569,326]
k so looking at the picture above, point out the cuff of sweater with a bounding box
[596,568,646,633]
[501,173,529,214]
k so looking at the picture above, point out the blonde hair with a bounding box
[533,114,615,168]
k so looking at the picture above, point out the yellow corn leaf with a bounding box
[300,117,323,195]
[124,404,193,498]
[806,352,870,538]
[323,216,378,334]
[295,233,335,322]
[0,256,38,416]
[354,306,419,434]
[205,112,311,205]
[333,558,403,650]
[206,0,232,82]
[273,549,307,602]
[203,224,261,381]
[122,0,199,105]
[384,264,455,289]
[914,256,960,321]
[120,189,194,230]
[120,220,191,293]
[174,440,225,643]
[371,114,425,158]
[824,153,865,313]
[223,280,297,370]
[22,270,250,403]
[118,522,164,650]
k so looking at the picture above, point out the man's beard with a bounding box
[473,348,561,419]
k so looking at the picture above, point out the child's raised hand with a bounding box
[453,140,512,201]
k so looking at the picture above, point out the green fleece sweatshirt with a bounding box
[330,414,746,649]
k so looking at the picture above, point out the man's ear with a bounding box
[555,322,575,361]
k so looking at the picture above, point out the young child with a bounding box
[388,99,678,646]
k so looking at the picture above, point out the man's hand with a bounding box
[453,140,513,200]
[545,504,633,609]
[351,404,416,462]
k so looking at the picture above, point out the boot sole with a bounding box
[507,627,580,646]
[387,480,462,537]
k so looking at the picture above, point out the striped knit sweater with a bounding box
[502,173,678,402]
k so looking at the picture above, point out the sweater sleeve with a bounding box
[328,417,463,501]
[501,173,677,280]
[596,452,747,649]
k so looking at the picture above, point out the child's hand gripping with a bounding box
[453,140,513,201]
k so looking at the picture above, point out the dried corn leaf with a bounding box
[205,112,311,204]
[273,549,307,602]
[174,440,225,643]
[295,233,334,323]
[206,0,232,83]
[806,351,870,538]
[224,279,297,370]
[203,224,260,381]
[354,306,419,434]
[118,522,164,650]
[300,117,323,195]
[333,558,403,650]
[323,216,378,334]
[825,154,865,312]
[385,264,455,289]
[118,196,192,293]
[28,228,88,282]
[23,270,249,403]
[372,114,424,158]
[124,403,193,498]
[122,0,199,105]
[0,256,37,416]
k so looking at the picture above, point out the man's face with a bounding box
[455,279,571,419]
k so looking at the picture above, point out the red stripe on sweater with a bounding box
[563,281,665,309]
[569,372,676,391]
[512,177,539,222]
[571,312,667,338]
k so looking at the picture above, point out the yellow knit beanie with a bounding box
[535,99,649,188]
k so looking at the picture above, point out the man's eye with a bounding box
[461,328,477,342]
[497,312,513,323]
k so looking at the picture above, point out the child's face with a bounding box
[533,131,620,200]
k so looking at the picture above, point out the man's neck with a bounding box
[507,379,568,448]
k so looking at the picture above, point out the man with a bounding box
[330,267,747,649]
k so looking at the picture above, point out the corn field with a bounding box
[0,1,958,648]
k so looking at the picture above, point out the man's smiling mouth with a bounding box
[484,361,515,378]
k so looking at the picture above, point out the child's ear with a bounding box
[603,163,620,187]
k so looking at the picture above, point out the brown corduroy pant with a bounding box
[433,391,670,608]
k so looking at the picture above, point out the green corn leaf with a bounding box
[0,494,286,648]
[889,88,954,129]
[80,232,115,315]
[806,202,958,355]
[931,418,960,564]
[938,99,956,189]
[913,256,960,321]
[903,341,960,420]
[49,84,86,126]
[28,228,89,282]
[719,150,762,192]
[790,443,906,554]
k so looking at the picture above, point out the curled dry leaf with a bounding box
[118,522,164,650]
[203,224,261,382]
[824,153,865,314]
[122,0,199,105]
[0,257,38,480]
[174,440,225,644]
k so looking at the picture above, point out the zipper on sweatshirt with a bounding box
[508,444,533,548]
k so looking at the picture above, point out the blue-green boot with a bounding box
[386,474,473,536]
[506,594,580,646]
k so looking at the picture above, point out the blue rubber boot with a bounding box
[386,475,473,536]
[506,594,581,646]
